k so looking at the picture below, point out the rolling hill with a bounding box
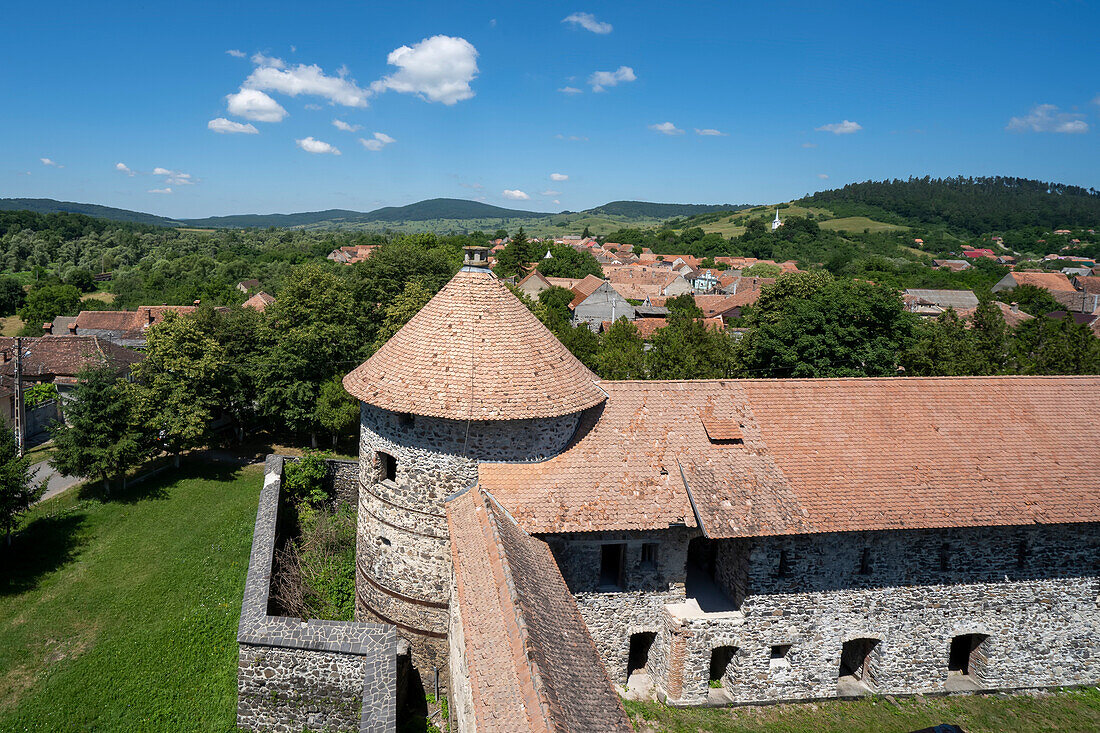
[0,198,181,227]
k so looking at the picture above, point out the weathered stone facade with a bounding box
[544,528,694,685]
[355,404,580,675]
[548,522,1100,705]
[237,456,397,732]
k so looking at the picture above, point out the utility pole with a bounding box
[13,336,24,457]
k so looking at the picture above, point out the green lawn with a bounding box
[0,461,263,731]
[626,687,1100,733]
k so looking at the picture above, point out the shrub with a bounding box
[283,450,331,507]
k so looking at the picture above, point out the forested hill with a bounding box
[0,198,180,227]
[586,201,748,218]
[800,177,1100,236]
[181,198,551,228]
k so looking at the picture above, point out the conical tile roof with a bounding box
[343,267,606,421]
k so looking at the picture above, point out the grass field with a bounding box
[0,461,262,731]
[0,315,21,337]
[819,216,907,234]
[626,688,1100,732]
[80,290,116,304]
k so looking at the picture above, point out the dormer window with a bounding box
[701,417,744,445]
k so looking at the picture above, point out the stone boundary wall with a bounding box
[237,455,397,733]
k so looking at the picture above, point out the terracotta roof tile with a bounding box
[447,487,631,733]
[482,376,1100,537]
[242,291,276,312]
[343,267,606,421]
[1005,271,1077,292]
[0,335,143,378]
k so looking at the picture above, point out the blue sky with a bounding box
[2,1,1098,218]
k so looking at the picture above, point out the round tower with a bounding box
[342,248,606,678]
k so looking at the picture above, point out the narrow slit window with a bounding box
[378,451,397,482]
[939,542,951,572]
[640,543,658,569]
[775,550,791,578]
[859,547,872,575]
[599,544,625,589]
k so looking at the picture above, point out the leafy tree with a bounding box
[50,364,149,492]
[648,298,737,379]
[373,281,432,350]
[0,276,25,316]
[741,280,917,377]
[1003,284,1064,317]
[596,318,647,379]
[535,286,575,332]
[536,245,602,279]
[750,271,834,323]
[969,300,1011,373]
[284,450,332,507]
[555,322,600,370]
[902,310,979,376]
[314,378,360,447]
[742,263,782,277]
[0,427,40,545]
[132,312,228,461]
[257,264,360,445]
[1010,315,1100,374]
[64,267,96,292]
[17,283,82,336]
[190,304,265,439]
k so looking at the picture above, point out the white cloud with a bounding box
[558,86,583,94]
[459,182,484,190]
[553,199,560,205]
[245,58,370,107]
[502,189,530,200]
[649,121,683,136]
[555,134,589,141]
[817,173,830,179]
[297,136,341,155]
[1006,104,1089,134]
[148,187,172,194]
[372,35,479,105]
[153,167,194,185]
[801,142,817,148]
[540,190,561,196]
[226,49,246,58]
[332,119,361,132]
[695,128,726,136]
[589,65,635,92]
[226,88,288,122]
[359,132,396,151]
[251,52,286,69]
[304,103,322,110]
[39,157,62,167]
[563,12,612,34]
[115,162,134,175]
[208,117,259,134]
[816,120,863,134]
[549,172,569,181]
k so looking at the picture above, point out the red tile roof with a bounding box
[242,291,276,312]
[956,301,1034,329]
[1076,276,1100,295]
[0,335,143,379]
[600,317,724,339]
[481,376,1100,537]
[447,487,632,733]
[568,274,606,308]
[1004,271,1077,292]
[343,267,606,421]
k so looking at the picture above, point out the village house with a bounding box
[49,305,202,349]
[991,271,1077,295]
[902,289,980,317]
[932,259,971,272]
[325,252,1100,731]
[569,275,635,329]
[242,291,276,312]
[0,335,143,434]
[237,278,263,293]
[327,244,379,264]
[606,265,693,301]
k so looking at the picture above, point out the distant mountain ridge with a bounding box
[0,197,743,230]
[0,198,182,227]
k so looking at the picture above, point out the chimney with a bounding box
[43,322,52,335]
[1011,302,1019,313]
[462,246,490,269]
[146,309,155,325]
[193,299,201,305]
[68,323,77,334]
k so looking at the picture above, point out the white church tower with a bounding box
[771,208,783,231]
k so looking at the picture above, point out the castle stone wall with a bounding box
[356,404,580,675]
[662,523,1100,704]
[237,456,397,732]
[544,528,694,685]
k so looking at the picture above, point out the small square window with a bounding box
[398,412,415,428]
[640,543,658,569]
[378,452,397,482]
[770,644,792,669]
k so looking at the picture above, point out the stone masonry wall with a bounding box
[664,523,1100,705]
[544,528,694,685]
[237,456,397,733]
[356,404,580,675]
